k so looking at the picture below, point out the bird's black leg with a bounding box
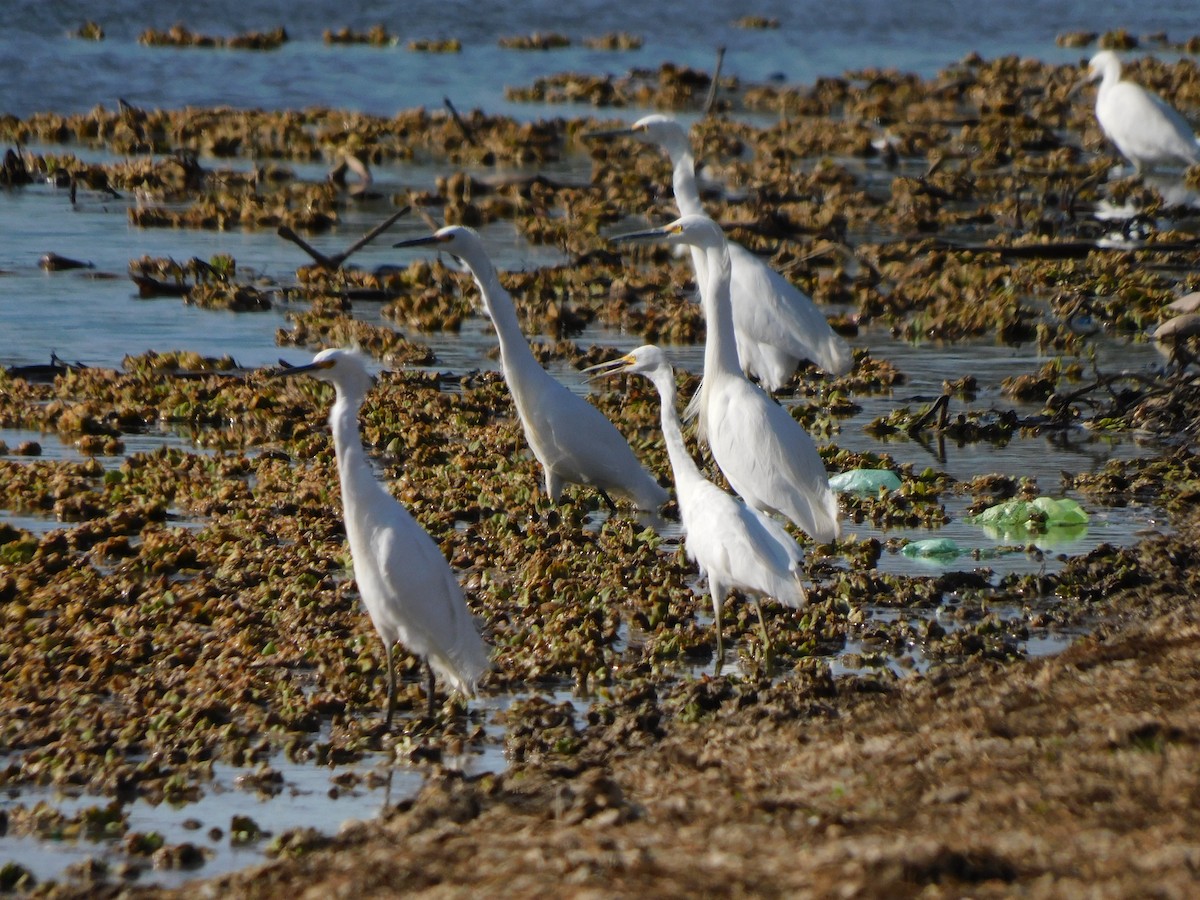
[598,488,618,513]
[384,641,396,729]
[424,659,437,718]
[752,597,775,674]
[712,601,725,677]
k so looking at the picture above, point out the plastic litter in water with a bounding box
[829,468,902,494]
[966,497,1089,531]
[900,537,963,558]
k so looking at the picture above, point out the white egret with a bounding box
[589,114,852,389]
[394,226,668,512]
[1083,51,1200,173]
[274,348,489,723]
[587,345,808,671]
[614,214,842,544]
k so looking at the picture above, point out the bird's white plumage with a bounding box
[617,214,841,544]
[588,345,807,666]
[354,503,487,697]
[397,226,667,512]
[727,241,855,385]
[1086,51,1200,173]
[703,367,841,542]
[282,348,488,718]
[610,114,852,389]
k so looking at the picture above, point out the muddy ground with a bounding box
[76,505,1194,899]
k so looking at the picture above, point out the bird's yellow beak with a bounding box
[582,354,635,380]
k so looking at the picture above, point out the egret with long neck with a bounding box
[614,214,841,544]
[587,344,809,671]
[273,348,489,724]
[395,226,668,512]
[589,114,852,389]
[1083,51,1200,173]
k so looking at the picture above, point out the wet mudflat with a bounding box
[124,511,1200,899]
[2,36,1200,897]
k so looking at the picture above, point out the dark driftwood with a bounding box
[443,97,478,147]
[131,274,190,298]
[5,353,88,382]
[39,252,93,271]
[704,46,726,115]
[277,206,411,271]
[907,393,952,437]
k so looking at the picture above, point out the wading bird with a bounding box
[394,225,667,512]
[588,114,852,389]
[274,348,489,723]
[1083,51,1200,173]
[587,344,808,671]
[614,214,841,543]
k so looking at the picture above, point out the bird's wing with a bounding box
[1144,91,1200,160]
[518,372,660,497]
[1105,83,1200,164]
[708,380,840,543]
[681,481,806,606]
[735,506,808,607]
[733,334,798,394]
[367,513,488,692]
[728,242,853,376]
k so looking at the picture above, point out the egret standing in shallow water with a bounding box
[274,348,489,724]
[1082,51,1200,174]
[394,225,668,512]
[614,214,841,544]
[587,345,808,671]
[588,114,852,389]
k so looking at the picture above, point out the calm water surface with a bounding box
[4,0,1198,119]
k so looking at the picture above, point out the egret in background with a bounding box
[587,344,808,671]
[394,226,668,512]
[589,114,853,389]
[274,348,489,723]
[1083,51,1200,173]
[613,214,841,544]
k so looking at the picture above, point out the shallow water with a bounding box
[2,0,1192,889]
[0,688,575,888]
[4,0,1198,121]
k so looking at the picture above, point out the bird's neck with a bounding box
[670,149,705,217]
[695,240,739,441]
[467,259,542,384]
[652,370,705,492]
[700,240,740,380]
[328,391,372,501]
[1099,61,1121,94]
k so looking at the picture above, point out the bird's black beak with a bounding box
[582,126,638,141]
[609,225,674,244]
[269,358,333,378]
[393,234,448,249]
